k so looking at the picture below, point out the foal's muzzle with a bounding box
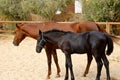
[36,46,43,53]
[36,36,47,53]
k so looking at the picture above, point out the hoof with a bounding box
[82,74,86,77]
[56,74,60,78]
[46,75,50,79]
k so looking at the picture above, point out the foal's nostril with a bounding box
[13,41,19,46]
[36,46,42,53]
[36,48,40,53]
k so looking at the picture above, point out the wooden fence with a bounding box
[0,21,120,34]
[96,22,120,34]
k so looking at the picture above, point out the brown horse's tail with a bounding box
[96,23,120,46]
[96,23,107,33]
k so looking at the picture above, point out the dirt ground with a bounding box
[0,34,120,80]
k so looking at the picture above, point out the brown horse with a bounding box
[13,21,107,78]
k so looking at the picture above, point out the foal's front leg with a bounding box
[65,54,75,80]
[52,49,61,77]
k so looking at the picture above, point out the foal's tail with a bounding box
[105,35,114,55]
[96,23,120,46]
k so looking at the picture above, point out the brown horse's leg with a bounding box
[52,49,61,77]
[83,53,93,77]
[45,46,52,79]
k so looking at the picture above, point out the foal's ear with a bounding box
[39,30,42,35]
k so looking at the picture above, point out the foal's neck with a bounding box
[44,32,66,44]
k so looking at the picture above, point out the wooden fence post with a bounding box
[106,22,110,34]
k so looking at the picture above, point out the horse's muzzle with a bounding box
[36,46,42,53]
[13,41,19,46]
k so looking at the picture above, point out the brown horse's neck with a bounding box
[21,26,39,40]
[22,22,55,39]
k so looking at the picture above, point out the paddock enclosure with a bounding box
[0,34,120,80]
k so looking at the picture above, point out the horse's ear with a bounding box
[39,30,42,35]
[16,24,20,28]
[16,23,23,28]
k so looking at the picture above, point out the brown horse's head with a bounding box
[13,23,27,46]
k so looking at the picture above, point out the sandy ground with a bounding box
[0,34,120,80]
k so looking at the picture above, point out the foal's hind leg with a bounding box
[65,54,75,80]
[52,49,61,77]
[83,53,93,77]
[102,54,110,80]
[94,56,103,80]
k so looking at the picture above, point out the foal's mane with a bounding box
[44,29,70,37]
[44,29,71,34]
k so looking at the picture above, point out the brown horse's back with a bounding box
[39,22,74,33]
[70,21,100,33]
[16,21,104,40]
[42,21,100,33]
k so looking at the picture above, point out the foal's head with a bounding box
[36,29,68,53]
[36,30,47,53]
